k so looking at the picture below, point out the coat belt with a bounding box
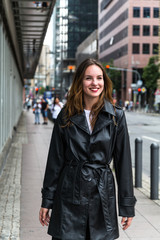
[65,160,113,231]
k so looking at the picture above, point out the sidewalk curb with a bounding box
[133,168,160,206]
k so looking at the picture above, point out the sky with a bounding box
[44,15,53,50]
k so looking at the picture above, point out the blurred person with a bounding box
[124,100,129,111]
[26,98,32,111]
[33,99,41,124]
[129,101,134,111]
[39,59,136,240]
[42,2,48,11]
[33,1,40,8]
[51,97,63,123]
[118,99,123,107]
[41,98,49,125]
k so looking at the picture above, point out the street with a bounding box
[125,111,160,181]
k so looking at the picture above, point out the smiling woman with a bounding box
[82,65,104,106]
[39,58,136,240]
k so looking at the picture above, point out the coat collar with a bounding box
[102,100,116,116]
[70,100,115,135]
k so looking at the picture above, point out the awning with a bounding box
[1,0,56,79]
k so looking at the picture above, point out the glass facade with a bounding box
[67,0,98,58]
[53,0,98,94]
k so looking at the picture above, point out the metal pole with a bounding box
[150,143,159,200]
[135,138,143,188]
[108,67,141,80]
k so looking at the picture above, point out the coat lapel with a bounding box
[70,111,90,135]
[92,101,116,135]
[70,101,116,135]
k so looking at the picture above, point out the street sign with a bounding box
[137,80,143,87]
[155,89,160,95]
[131,83,137,90]
[154,89,160,104]
[141,87,147,93]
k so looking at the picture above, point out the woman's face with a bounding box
[82,65,104,102]
[55,98,59,103]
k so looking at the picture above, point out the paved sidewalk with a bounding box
[0,110,160,239]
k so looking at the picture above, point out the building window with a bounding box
[132,43,140,54]
[143,44,150,54]
[153,26,158,36]
[133,7,140,17]
[153,44,158,54]
[143,26,150,36]
[143,7,150,18]
[133,25,140,36]
[153,8,159,18]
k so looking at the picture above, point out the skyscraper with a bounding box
[53,0,98,97]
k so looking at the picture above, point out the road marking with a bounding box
[142,136,160,142]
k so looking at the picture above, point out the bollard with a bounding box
[135,138,143,188]
[150,143,159,200]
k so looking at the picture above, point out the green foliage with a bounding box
[39,86,45,95]
[101,60,121,91]
[142,56,159,91]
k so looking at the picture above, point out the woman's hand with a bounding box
[39,207,50,226]
[121,217,133,230]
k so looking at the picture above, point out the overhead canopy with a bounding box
[2,0,56,79]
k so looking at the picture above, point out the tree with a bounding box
[142,56,159,107]
[39,86,45,95]
[142,56,159,90]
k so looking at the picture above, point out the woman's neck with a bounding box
[84,97,98,110]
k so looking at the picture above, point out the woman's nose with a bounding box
[91,78,98,84]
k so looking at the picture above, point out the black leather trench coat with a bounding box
[41,101,136,240]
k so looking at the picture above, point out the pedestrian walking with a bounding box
[51,97,63,123]
[33,99,41,124]
[26,98,32,111]
[39,58,136,240]
[41,98,49,125]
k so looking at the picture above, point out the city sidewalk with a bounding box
[0,110,160,239]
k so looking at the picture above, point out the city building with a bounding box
[53,0,98,97]
[76,30,98,66]
[0,0,55,158]
[98,0,159,103]
[34,45,54,90]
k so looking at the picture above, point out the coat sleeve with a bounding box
[113,109,136,217]
[41,113,65,209]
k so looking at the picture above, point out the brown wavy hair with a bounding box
[64,58,113,129]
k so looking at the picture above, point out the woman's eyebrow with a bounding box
[85,74,103,77]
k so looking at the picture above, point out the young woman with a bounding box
[39,59,136,240]
[51,97,63,123]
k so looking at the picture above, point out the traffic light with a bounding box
[138,88,141,92]
[35,87,39,94]
[106,65,110,69]
[68,65,73,70]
